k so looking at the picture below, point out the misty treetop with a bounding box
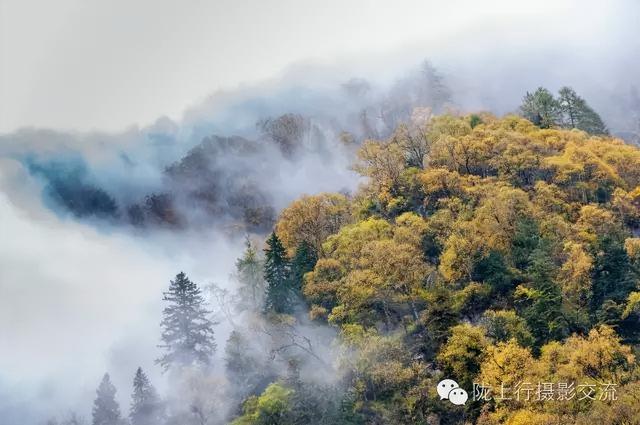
[520,86,608,135]
[129,367,163,425]
[20,60,459,234]
[235,237,267,312]
[78,368,164,425]
[157,272,216,371]
[92,374,122,425]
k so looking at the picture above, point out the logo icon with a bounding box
[437,379,468,405]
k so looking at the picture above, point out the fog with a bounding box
[1,1,640,423]
[0,157,250,422]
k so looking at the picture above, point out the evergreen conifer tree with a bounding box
[520,87,561,129]
[290,241,318,295]
[157,272,216,371]
[558,86,608,135]
[236,237,266,311]
[92,373,121,425]
[129,367,163,425]
[264,232,292,313]
[521,241,567,348]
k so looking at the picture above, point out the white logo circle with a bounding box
[437,379,459,400]
[436,378,467,405]
[448,388,468,405]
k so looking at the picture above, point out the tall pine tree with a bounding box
[157,272,216,371]
[520,87,561,129]
[264,232,292,314]
[290,241,318,296]
[236,236,266,311]
[92,373,121,425]
[129,367,163,425]
[558,86,608,135]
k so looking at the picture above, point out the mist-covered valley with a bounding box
[2,2,640,424]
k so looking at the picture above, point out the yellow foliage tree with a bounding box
[276,192,351,255]
[438,323,489,387]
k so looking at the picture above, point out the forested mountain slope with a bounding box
[232,113,640,424]
[38,110,640,425]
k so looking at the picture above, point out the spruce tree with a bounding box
[591,236,635,312]
[290,241,318,295]
[236,236,266,311]
[521,241,567,348]
[129,367,163,425]
[92,373,121,425]
[157,272,216,371]
[264,232,292,313]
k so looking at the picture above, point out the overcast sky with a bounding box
[2,0,637,133]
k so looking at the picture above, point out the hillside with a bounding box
[230,113,640,424]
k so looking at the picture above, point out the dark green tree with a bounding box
[472,251,513,295]
[129,367,163,425]
[579,109,608,136]
[289,241,318,295]
[511,217,541,270]
[92,373,121,425]
[520,87,561,129]
[558,86,608,135]
[558,86,584,128]
[469,114,483,129]
[157,272,216,371]
[591,236,635,315]
[517,241,567,349]
[264,232,292,314]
